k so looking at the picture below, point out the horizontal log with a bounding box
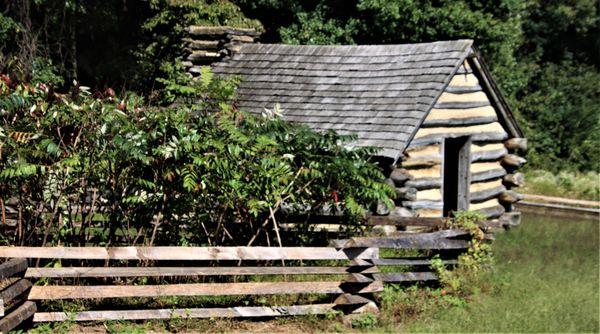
[410,131,508,147]
[25,266,378,279]
[402,200,443,210]
[472,168,506,183]
[474,205,505,219]
[423,116,498,127]
[503,172,525,187]
[33,304,335,322]
[373,272,438,283]
[395,187,417,201]
[366,216,499,229]
[443,85,482,93]
[331,230,470,250]
[504,137,528,152]
[389,168,413,184]
[502,154,526,168]
[436,91,488,104]
[28,281,383,300]
[405,177,442,190]
[0,278,19,291]
[187,50,221,61]
[0,247,377,261]
[186,25,259,37]
[344,273,373,283]
[499,190,524,204]
[471,148,508,162]
[0,259,28,280]
[401,156,441,168]
[517,201,600,219]
[0,301,36,333]
[334,293,372,306]
[0,279,32,317]
[521,194,600,208]
[182,38,220,50]
[371,258,458,266]
[470,185,506,203]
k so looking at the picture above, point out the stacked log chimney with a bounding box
[183,26,259,77]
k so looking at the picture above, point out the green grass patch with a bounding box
[521,169,600,201]
[403,213,599,332]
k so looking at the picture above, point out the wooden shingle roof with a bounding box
[213,40,475,161]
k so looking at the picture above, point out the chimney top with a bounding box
[183,25,260,77]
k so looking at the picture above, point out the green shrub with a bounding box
[0,68,393,246]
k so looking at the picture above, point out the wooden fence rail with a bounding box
[0,259,36,334]
[0,226,479,329]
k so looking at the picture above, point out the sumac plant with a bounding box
[0,68,393,246]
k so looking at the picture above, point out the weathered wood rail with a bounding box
[0,223,486,329]
[0,246,384,325]
[0,259,36,333]
[516,194,599,221]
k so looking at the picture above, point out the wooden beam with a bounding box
[423,116,497,127]
[471,148,508,162]
[474,205,505,219]
[332,231,470,250]
[503,172,525,187]
[334,294,372,306]
[0,259,27,280]
[0,301,36,333]
[390,168,413,184]
[0,278,19,292]
[504,138,527,152]
[472,168,506,183]
[405,177,442,190]
[0,279,32,317]
[395,187,417,201]
[470,185,506,203]
[373,272,438,283]
[0,247,377,261]
[371,258,458,266]
[499,190,524,204]
[25,266,378,279]
[410,131,508,147]
[28,281,383,300]
[502,154,526,168]
[33,304,335,322]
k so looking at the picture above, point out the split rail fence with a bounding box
[0,216,504,332]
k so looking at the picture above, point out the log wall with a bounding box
[386,59,526,221]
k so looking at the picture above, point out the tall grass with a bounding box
[405,213,599,332]
[521,169,600,200]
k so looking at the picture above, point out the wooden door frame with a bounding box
[442,136,472,217]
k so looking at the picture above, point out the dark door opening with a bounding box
[443,136,471,217]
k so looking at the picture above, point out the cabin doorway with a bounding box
[443,136,471,217]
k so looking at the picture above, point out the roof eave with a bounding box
[467,47,524,138]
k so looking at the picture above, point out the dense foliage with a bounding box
[0,0,598,169]
[2,0,597,172]
[0,69,393,246]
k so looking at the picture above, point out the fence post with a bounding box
[333,248,381,315]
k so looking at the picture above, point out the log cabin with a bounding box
[183,26,527,225]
